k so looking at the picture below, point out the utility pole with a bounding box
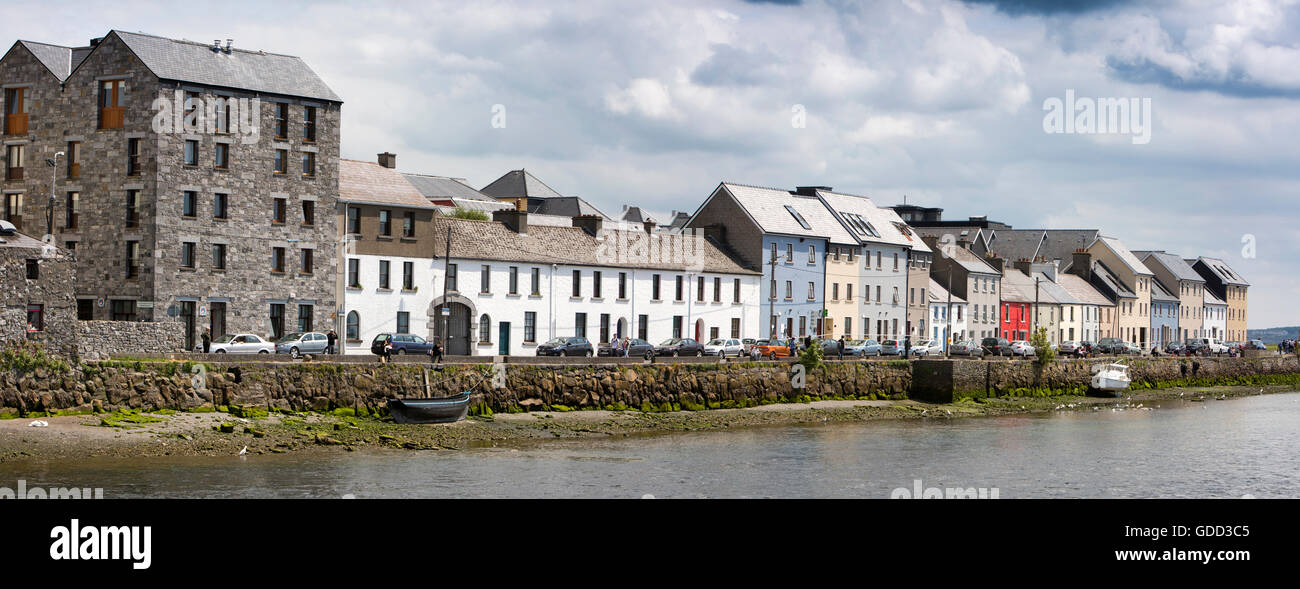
[946,269,953,357]
[768,251,776,340]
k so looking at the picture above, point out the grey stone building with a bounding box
[0,223,77,356]
[1,31,342,351]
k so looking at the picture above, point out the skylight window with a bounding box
[784,205,811,230]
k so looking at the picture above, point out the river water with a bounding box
[3,392,1298,499]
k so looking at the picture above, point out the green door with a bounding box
[498,322,510,355]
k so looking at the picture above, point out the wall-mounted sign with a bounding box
[199,305,207,317]
[138,301,155,309]
[96,297,105,307]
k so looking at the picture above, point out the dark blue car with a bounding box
[371,333,436,356]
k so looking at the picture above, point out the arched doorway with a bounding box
[428,295,476,355]
[616,317,628,340]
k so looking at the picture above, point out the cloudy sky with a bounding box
[7,0,1298,328]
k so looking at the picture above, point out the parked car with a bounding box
[981,337,1011,357]
[536,337,594,357]
[370,333,437,356]
[654,338,704,357]
[910,340,944,357]
[949,340,984,357]
[814,338,844,357]
[1226,341,1245,352]
[275,332,328,358]
[1184,339,1208,355]
[704,338,745,357]
[741,338,759,355]
[209,333,275,354]
[843,339,882,357]
[1096,338,1128,354]
[1189,337,1228,355]
[751,339,795,360]
[1164,341,1186,355]
[1058,341,1084,355]
[880,339,905,356]
[1009,340,1036,357]
[598,338,655,359]
[1246,339,1268,350]
[1120,341,1142,355]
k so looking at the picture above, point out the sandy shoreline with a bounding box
[0,384,1290,462]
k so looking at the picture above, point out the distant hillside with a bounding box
[1246,326,1299,345]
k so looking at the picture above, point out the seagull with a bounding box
[238,446,248,456]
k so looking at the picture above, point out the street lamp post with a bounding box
[44,151,64,237]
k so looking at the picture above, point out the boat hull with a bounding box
[387,392,471,424]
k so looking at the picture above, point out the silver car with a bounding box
[275,332,329,358]
[949,340,984,357]
[209,333,275,354]
[704,338,745,357]
[910,340,944,357]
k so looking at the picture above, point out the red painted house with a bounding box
[997,266,1034,340]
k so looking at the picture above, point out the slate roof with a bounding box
[338,159,436,209]
[617,206,656,224]
[479,169,564,199]
[998,269,1041,304]
[941,244,1001,275]
[1032,272,1080,305]
[912,225,993,252]
[430,217,758,275]
[404,174,494,202]
[448,198,512,213]
[814,190,931,252]
[531,196,612,220]
[1150,280,1179,303]
[0,229,54,250]
[984,229,1045,262]
[1056,273,1114,306]
[1088,236,1152,277]
[1193,257,1249,287]
[98,31,342,102]
[927,279,966,304]
[15,40,73,80]
[710,183,857,244]
[1091,260,1137,299]
[1136,251,1205,284]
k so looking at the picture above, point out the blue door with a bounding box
[498,322,510,355]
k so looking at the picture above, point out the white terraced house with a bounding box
[813,189,913,342]
[422,210,761,356]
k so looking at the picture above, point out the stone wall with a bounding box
[75,320,186,361]
[0,239,78,358]
[0,360,912,417]
[912,355,1300,403]
[1,356,1295,418]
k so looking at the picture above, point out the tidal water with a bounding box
[3,392,1298,498]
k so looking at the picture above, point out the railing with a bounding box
[5,166,21,181]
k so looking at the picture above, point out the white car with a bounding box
[209,333,275,354]
[704,338,745,357]
[1009,340,1036,357]
[909,340,944,357]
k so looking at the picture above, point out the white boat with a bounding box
[1090,363,1130,396]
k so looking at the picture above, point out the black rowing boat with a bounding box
[387,391,471,424]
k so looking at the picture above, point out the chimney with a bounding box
[377,152,397,169]
[212,40,221,52]
[642,219,657,234]
[793,186,831,197]
[89,37,103,47]
[225,39,233,54]
[1013,258,1033,276]
[985,254,1004,274]
[1070,249,1092,281]
[957,237,972,250]
[493,208,528,234]
[572,214,603,236]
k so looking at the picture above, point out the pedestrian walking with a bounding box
[326,329,337,355]
[201,329,211,354]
